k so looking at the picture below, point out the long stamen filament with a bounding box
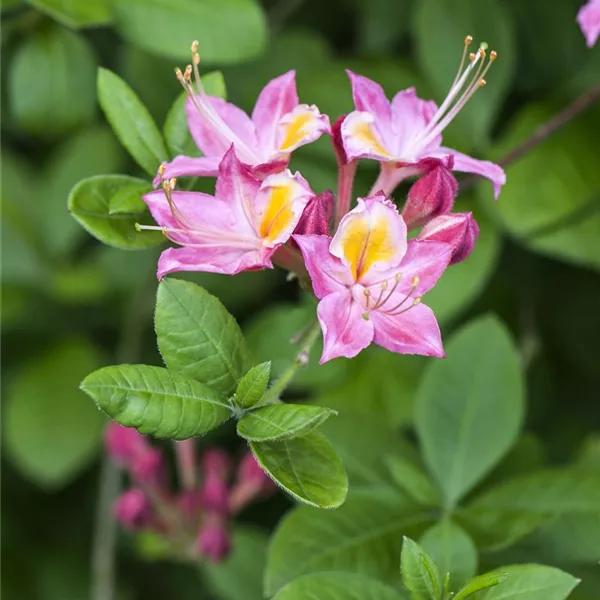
[388,297,422,317]
[383,276,420,314]
[372,273,403,310]
[451,35,473,88]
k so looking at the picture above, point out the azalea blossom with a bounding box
[154,43,330,186]
[578,0,600,47]
[340,37,506,199]
[141,146,314,278]
[294,193,452,363]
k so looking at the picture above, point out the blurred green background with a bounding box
[2,0,600,598]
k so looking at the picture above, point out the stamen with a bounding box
[383,276,420,315]
[364,289,371,309]
[372,273,402,310]
[452,35,473,88]
[388,297,422,317]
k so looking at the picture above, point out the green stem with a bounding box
[261,320,321,405]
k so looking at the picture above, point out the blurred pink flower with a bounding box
[196,516,231,563]
[104,423,147,465]
[294,193,452,363]
[578,0,600,47]
[113,489,153,530]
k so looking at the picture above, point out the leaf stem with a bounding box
[261,320,321,405]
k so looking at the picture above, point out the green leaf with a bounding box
[479,104,600,271]
[24,0,111,27]
[273,572,408,600]
[238,404,335,442]
[453,572,508,600]
[413,0,516,150]
[386,456,440,507]
[68,174,163,250]
[3,340,105,488]
[164,71,226,158]
[250,431,347,508]
[265,490,433,595]
[80,364,231,440]
[201,526,268,600]
[232,362,271,409]
[111,0,267,64]
[155,278,252,396]
[97,67,168,176]
[42,126,124,257]
[419,520,477,591]
[9,26,96,137]
[460,565,579,600]
[415,315,525,508]
[400,536,441,600]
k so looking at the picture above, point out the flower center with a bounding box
[360,273,422,320]
[408,35,498,157]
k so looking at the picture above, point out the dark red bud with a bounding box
[294,190,334,237]
[418,212,479,264]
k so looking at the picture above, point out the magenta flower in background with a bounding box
[294,193,452,363]
[142,146,314,278]
[155,63,331,185]
[578,0,600,47]
[340,39,505,199]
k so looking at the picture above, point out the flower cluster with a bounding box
[140,37,505,363]
[106,423,274,563]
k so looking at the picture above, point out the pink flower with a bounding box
[141,147,314,278]
[104,423,147,465]
[196,517,231,563]
[402,157,458,228]
[113,489,153,530]
[340,39,505,199]
[155,60,331,185]
[418,212,479,264]
[229,452,276,513]
[578,0,600,47]
[294,193,452,363]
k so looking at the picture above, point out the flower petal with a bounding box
[578,0,600,47]
[371,302,445,358]
[341,111,394,162]
[253,170,314,246]
[157,246,271,279]
[330,193,407,283]
[430,148,506,200]
[317,291,374,363]
[152,155,221,187]
[396,239,452,296]
[251,71,299,151]
[277,104,331,153]
[186,95,258,164]
[391,88,440,157]
[346,70,392,124]
[293,234,352,298]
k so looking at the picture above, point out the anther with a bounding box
[191,40,199,53]
[489,50,498,61]
[169,177,177,190]
[158,163,166,177]
[135,223,142,232]
[465,35,473,45]
[412,276,420,287]
[469,52,476,61]
[193,53,200,66]
[479,79,487,87]
[183,65,192,81]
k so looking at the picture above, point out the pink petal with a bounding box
[186,96,258,163]
[396,240,452,295]
[152,155,221,187]
[371,302,445,358]
[391,88,440,157]
[251,71,299,151]
[293,234,352,298]
[215,146,262,231]
[578,0,600,47]
[346,71,392,125]
[276,104,331,154]
[157,246,272,279]
[317,291,374,363]
[430,148,506,200]
[341,111,395,162]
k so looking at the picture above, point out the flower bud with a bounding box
[201,449,232,480]
[293,190,333,237]
[229,453,275,513]
[331,114,349,165]
[131,447,166,488]
[113,489,153,530]
[196,519,231,563]
[402,157,458,228]
[178,489,203,519]
[418,211,479,264]
[104,423,147,466]
[200,475,230,515]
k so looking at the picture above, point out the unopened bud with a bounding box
[200,474,230,515]
[202,448,232,480]
[131,447,166,488]
[229,452,275,513]
[104,423,147,466]
[178,489,203,519]
[113,489,153,530]
[402,157,458,228]
[418,211,479,264]
[293,190,333,238]
[196,518,231,563]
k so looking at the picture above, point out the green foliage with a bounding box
[386,456,440,507]
[97,67,169,176]
[80,363,231,439]
[400,536,441,600]
[9,25,97,137]
[232,362,271,409]
[250,432,348,509]
[110,0,267,64]
[68,175,163,249]
[155,278,252,396]
[24,0,111,27]
[4,340,105,488]
[237,404,336,441]
[415,316,525,508]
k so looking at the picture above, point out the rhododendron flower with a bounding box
[340,37,505,199]
[578,0,600,47]
[294,193,452,363]
[141,147,314,278]
[154,44,330,185]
